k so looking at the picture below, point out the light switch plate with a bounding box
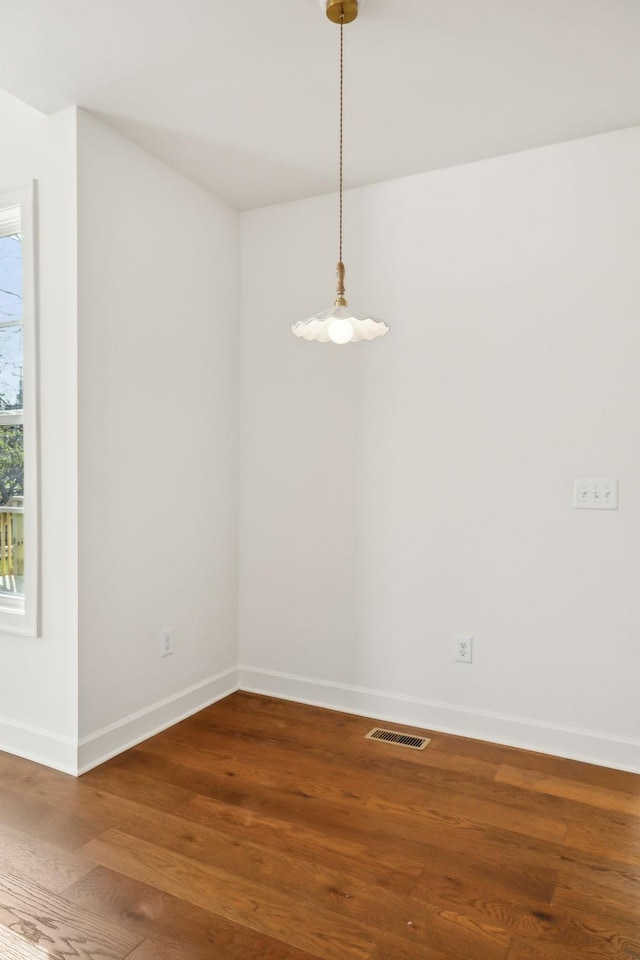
[573,479,618,510]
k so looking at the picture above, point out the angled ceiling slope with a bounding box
[0,0,639,210]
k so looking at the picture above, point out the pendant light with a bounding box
[291,0,389,344]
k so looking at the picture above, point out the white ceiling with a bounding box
[0,0,639,210]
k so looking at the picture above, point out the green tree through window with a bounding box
[0,225,24,595]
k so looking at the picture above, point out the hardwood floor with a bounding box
[0,692,638,959]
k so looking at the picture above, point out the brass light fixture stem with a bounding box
[335,261,347,307]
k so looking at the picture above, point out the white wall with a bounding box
[0,94,78,771]
[2,96,636,775]
[239,127,640,772]
[77,111,239,770]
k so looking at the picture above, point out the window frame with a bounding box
[0,183,39,636]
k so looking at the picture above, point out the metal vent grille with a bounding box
[365,727,431,750]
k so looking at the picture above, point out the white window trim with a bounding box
[0,183,39,637]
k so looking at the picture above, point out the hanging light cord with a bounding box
[339,19,343,265]
[336,18,347,306]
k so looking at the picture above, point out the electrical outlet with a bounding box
[454,636,472,663]
[160,627,174,657]
[573,479,618,510]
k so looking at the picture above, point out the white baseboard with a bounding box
[0,715,78,775]
[77,668,239,775]
[4,666,637,776]
[238,666,640,774]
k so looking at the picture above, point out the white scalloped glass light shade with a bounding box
[291,305,389,344]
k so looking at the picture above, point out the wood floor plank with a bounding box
[473,824,636,923]
[153,722,568,846]
[413,836,557,906]
[0,822,94,893]
[370,931,485,960]
[129,727,587,865]
[23,759,196,837]
[0,784,100,852]
[506,927,640,960]
[85,760,196,814]
[286,953,336,960]
[77,829,379,960]
[125,944,324,960]
[182,792,422,890]
[491,745,640,794]
[98,749,490,863]
[0,693,637,960]
[125,942,191,960]
[563,809,640,866]
[415,886,638,955]
[0,751,57,792]
[20,767,420,896]
[14,773,158,834]
[552,857,640,926]
[183,797,444,892]
[0,869,142,959]
[156,705,502,803]
[179,700,501,781]
[76,828,511,960]
[0,924,53,960]
[73,785,421,921]
[63,866,297,959]
[129,728,438,818]
[169,706,578,831]
[424,786,568,843]
[495,764,640,817]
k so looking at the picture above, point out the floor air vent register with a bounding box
[365,727,431,750]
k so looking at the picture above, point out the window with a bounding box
[0,185,38,635]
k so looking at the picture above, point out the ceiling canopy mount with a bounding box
[325,0,359,25]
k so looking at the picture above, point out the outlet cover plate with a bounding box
[160,627,174,657]
[454,635,473,663]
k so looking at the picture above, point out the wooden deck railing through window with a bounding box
[0,507,24,577]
